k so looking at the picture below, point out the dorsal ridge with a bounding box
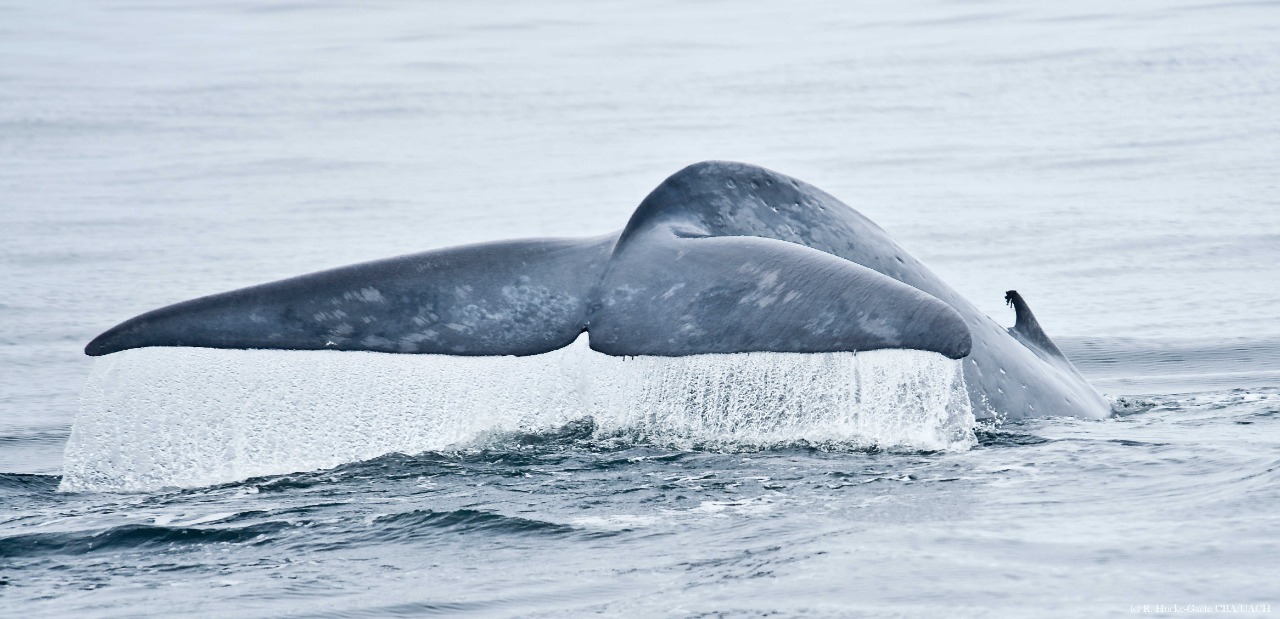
[1004,290,1066,359]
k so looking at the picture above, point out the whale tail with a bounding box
[86,232,973,360]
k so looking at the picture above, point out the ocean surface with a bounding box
[2,0,1279,616]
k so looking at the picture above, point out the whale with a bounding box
[85,161,1111,420]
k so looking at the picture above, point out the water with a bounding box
[2,0,1279,615]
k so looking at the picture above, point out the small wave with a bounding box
[0,521,285,558]
[0,473,60,492]
[62,336,974,492]
[0,473,62,502]
[974,427,1052,448]
[0,430,69,448]
[362,509,578,540]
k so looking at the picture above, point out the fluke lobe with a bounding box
[86,161,1110,420]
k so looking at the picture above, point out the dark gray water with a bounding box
[3,0,1279,616]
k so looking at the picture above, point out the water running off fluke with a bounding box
[62,336,974,492]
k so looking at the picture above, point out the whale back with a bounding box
[620,161,955,304]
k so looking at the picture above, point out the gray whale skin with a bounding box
[87,161,1110,420]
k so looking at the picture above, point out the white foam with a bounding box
[61,336,974,492]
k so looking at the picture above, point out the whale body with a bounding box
[86,161,1110,420]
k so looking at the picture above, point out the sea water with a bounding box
[2,0,1278,616]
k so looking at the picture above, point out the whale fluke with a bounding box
[86,237,616,357]
[84,160,1111,420]
[591,234,970,358]
[85,231,972,360]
